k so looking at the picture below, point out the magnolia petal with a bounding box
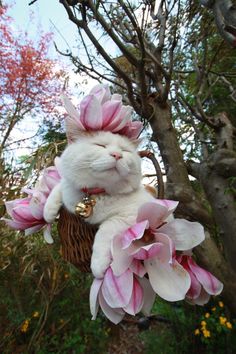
[25,223,45,235]
[139,276,156,316]
[145,258,191,301]
[122,121,143,139]
[111,234,133,276]
[122,220,149,249]
[36,177,50,195]
[107,106,132,131]
[154,233,174,263]
[123,277,144,315]
[43,175,59,192]
[158,219,205,251]
[188,257,223,295]
[129,259,146,278]
[132,242,163,260]
[102,268,133,308]
[98,291,125,324]
[5,198,30,218]
[90,278,103,320]
[11,206,36,222]
[155,199,178,213]
[102,100,122,127]
[43,225,54,244]
[89,84,111,104]
[21,188,34,196]
[29,194,45,220]
[80,95,103,130]
[137,202,170,229]
[2,218,30,230]
[186,270,202,299]
[42,166,61,191]
[186,287,211,306]
[61,94,85,130]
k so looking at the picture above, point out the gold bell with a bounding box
[75,196,96,218]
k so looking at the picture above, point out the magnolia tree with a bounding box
[33,0,236,314]
[200,0,236,46]
[0,6,65,204]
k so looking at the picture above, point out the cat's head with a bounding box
[60,131,142,194]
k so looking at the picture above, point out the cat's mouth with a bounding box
[91,159,130,177]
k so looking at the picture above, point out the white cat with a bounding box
[43,131,154,278]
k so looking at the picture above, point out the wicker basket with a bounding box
[57,151,163,272]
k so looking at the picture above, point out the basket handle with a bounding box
[139,150,164,199]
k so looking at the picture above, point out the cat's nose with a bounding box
[110,152,122,160]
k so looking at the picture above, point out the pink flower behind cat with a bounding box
[3,158,61,243]
[62,84,143,140]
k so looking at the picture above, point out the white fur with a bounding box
[44,131,154,278]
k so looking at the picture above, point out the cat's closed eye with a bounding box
[94,143,106,148]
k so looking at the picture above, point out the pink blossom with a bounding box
[90,267,156,324]
[111,200,205,302]
[3,195,49,237]
[3,158,61,243]
[177,254,223,305]
[62,84,143,140]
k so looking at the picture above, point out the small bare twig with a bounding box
[29,0,38,5]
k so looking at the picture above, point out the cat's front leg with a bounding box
[61,179,83,214]
[43,183,62,223]
[91,219,130,278]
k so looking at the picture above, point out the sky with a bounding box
[8,0,77,54]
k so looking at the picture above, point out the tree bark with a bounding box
[148,101,212,227]
[198,149,236,272]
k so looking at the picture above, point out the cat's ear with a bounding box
[65,118,91,143]
[130,137,144,149]
[65,117,81,143]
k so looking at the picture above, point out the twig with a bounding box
[29,0,39,5]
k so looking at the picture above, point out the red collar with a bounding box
[81,187,106,196]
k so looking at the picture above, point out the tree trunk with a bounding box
[198,149,236,273]
[148,101,212,226]
[149,101,236,315]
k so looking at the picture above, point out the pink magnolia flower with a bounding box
[177,254,223,305]
[62,84,143,140]
[40,157,61,193]
[3,194,50,238]
[111,200,205,302]
[3,158,61,243]
[90,267,156,324]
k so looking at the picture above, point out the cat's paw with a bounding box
[43,207,58,224]
[91,253,111,279]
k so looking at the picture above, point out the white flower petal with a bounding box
[158,219,205,251]
[99,292,125,324]
[145,258,191,301]
[43,225,54,244]
[90,278,103,320]
[139,276,156,316]
[102,268,133,308]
